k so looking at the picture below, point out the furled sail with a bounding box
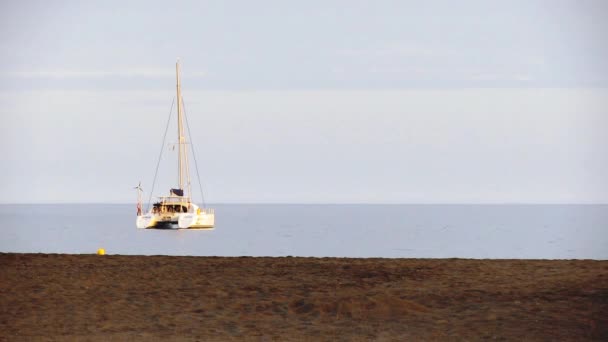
[170,188,184,196]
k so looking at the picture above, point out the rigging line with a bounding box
[146,97,175,212]
[182,99,207,208]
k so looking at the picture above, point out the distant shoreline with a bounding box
[1,253,606,340]
[0,252,605,261]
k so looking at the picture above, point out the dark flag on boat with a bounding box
[170,188,184,196]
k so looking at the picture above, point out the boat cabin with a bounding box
[151,196,191,214]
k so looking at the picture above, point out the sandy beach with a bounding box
[0,253,606,340]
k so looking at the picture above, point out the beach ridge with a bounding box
[1,253,606,340]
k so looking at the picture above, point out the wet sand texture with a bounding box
[0,254,607,340]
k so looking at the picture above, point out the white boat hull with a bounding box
[136,214,154,229]
[136,211,214,229]
[178,213,215,229]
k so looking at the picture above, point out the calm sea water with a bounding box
[0,204,606,259]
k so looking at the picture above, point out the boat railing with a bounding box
[157,196,191,204]
[198,208,214,215]
[155,196,214,215]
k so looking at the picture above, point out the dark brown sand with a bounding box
[0,253,606,341]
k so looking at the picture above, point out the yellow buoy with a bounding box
[97,248,105,255]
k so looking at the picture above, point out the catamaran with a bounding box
[136,60,215,229]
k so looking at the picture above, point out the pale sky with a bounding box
[0,1,607,203]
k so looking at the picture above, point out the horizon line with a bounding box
[1,202,607,206]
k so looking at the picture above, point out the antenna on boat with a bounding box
[134,181,143,216]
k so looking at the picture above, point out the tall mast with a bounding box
[176,60,184,192]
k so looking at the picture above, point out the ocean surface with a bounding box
[0,204,606,259]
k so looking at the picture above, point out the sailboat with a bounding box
[136,60,215,229]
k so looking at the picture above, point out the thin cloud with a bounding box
[4,68,207,79]
[337,43,456,59]
[469,72,533,82]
